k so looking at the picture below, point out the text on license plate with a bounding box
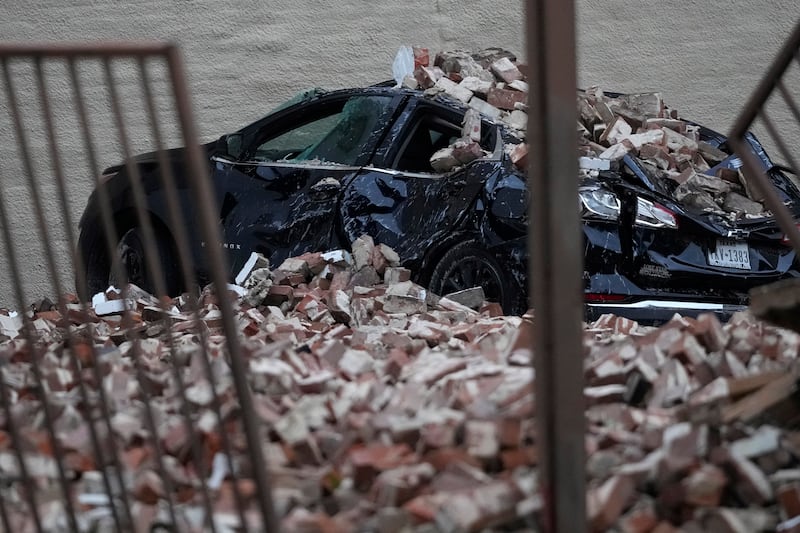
[707,239,750,270]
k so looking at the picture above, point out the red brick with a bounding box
[413,47,430,69]
[349,443,415,490]
[404,493,450,523]
[486,87,527,111]
[509,143,528,170]
[682,464,727,507]
[587,475,636,531]
[422,448,481,470]
[778,483,800,519]
[490,57,523,83]
[618,497,658,533]
[500,447,537,469]
[414,65,444,89]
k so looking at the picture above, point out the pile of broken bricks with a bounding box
[403,47,767,221]
[2,236,800,531]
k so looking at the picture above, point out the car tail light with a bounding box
[781,224,800,245]
[578,186,620,221]
[635,197,678,229]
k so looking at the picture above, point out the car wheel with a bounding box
[428,240,521,314]
[84,226,179,298]
[110,227,180,296]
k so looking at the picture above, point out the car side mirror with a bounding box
[217,133,244,160]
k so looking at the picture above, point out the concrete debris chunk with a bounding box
[435,50,494,82]
[462,108,482,142]
[467,96,502,120]
[490,56,523,84]
[414,65,444,89]
[502,109,528,132]
[508,142,528,170]
[235,251,270,285]
[430,146,461,173]
[442,287,485,310]
[459,76,493,95]
[435,76,473,103]
[580,157,612,171]
[723,192,764,216]
[0,312,22,338]
[451,139,487,165]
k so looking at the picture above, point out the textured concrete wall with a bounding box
[0,1,796,307]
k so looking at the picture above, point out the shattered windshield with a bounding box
[254,95,393,166]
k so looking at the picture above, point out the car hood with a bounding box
[101,141,217,175]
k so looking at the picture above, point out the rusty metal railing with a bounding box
[729,20,800,253]
[0,42,277,532]
[729,20,800,328]
[525,0,586,532]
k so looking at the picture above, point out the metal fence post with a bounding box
[526,0,587,531]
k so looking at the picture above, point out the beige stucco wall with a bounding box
[0,1,796,307]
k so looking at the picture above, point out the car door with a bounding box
[339,99,501,267]
[210,92,398,275]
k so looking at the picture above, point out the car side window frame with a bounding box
[240,92,397,167]
[377,99,500,175]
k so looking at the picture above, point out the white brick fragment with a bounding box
[468,96,502,120]
[435,77,474,103]
[579,157,612,171]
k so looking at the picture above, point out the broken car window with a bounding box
[253,95,393,166]
[392,106,495,174]
[254,113,342,162]
[394,116,461,173]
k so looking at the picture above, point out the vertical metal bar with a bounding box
[760,110,800,174]
[165,45,279,532]
[33,56,125,532]
[132,57,219,533]
[0,136,43,533]
[104,59,170,301]
[776,81,800,126]
[138,56,249,531]
[0,371,43,532]
[104,53,215,531]
[526,0,586,531]
[730,134,800,252]
[102,57,181,528]
[66,57,135,529]
[0,481,12,533]
[66,58,127,298]
[1,57,81,533]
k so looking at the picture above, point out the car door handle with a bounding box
[310,177,341,201]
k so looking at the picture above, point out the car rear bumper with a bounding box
[585,298,748,325]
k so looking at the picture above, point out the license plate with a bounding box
[707,239,750,270]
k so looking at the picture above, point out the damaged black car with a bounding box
[77,81,800,323]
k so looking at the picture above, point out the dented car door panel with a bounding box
[340,97,503,271]
[216,162,356,274]
[340,163,488,268]
[211,91,400,274]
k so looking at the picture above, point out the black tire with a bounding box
[84,226,180,298]
[428,240,521,314]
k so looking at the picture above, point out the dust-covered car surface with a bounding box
[77,54,800,324]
